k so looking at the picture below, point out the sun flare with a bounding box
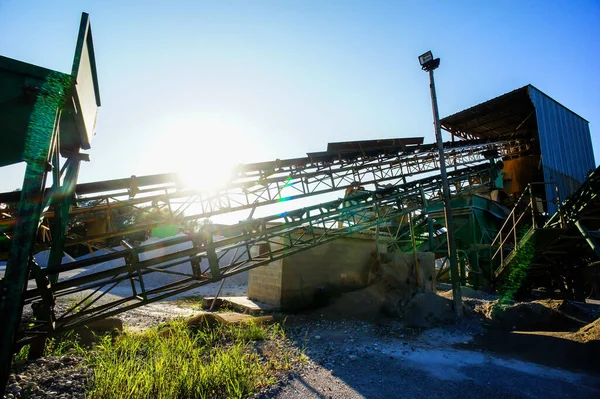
[152,112,254,192]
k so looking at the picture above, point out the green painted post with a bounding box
[0,72,68,386]
[25,158,82,359]
[47,158,82,283]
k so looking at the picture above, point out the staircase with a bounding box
[491,182,563,279]
[491,166,600,288]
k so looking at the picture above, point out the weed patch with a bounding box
[14,344,30,362]
[85,319,299,399]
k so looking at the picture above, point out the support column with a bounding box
[0,72,68,385]
[47,158,82,284]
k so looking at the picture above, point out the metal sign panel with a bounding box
[61,12,101,151]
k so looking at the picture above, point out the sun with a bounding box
[152,112,253,192]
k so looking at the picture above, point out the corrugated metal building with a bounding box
[440,84,595,214]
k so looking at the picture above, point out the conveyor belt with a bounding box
[0,135,528,371]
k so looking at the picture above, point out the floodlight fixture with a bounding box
[419,50,440,71]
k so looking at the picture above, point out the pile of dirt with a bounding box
[478,299,584,331]
[403,293,456,327]
[315,285,458,327]
[438,286,496,301]
[157,312,275,336]
[378,252,436,295]
[566,318,600,343]
[315,252,441,321]
[309,252,485,324]
[314,282,392,321]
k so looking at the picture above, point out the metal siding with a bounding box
[528,86,595,214]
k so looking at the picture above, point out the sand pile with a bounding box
[403,293,456,327]
[438,286,496,301]
[565,318,600,343]
[313,285,457,326]
[186,312,274,330]
[478,299,583,331]
[315,282,391,321]
[313,252,448,323]
[378,252,436,295]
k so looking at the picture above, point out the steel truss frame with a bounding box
[17,164,492,344]
[0,134,528,381]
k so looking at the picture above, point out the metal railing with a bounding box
[490,182,562,279]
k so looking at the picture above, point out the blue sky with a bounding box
[0,0,599,193]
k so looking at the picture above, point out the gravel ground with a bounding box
[5,297,600,399]
[255,315,600,399]
[5,356,90,399]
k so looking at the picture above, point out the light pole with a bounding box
[418,51,463,318]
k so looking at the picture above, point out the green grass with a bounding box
[84,320,298,399]
[15,344,30,361]
[44,331,86,357]
[13,330,83,363]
